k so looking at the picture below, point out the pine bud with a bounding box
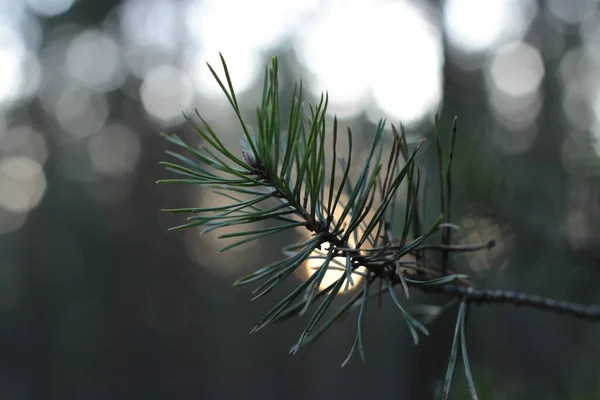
[242,149,263,170]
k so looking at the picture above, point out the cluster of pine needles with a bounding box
[158,54,494,399]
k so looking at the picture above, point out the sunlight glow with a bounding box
[304,238,367,292]
[184,0,320,97]
[299,190,374,292]
[0,25,26,105]
[444,0,537,53]
[187,49,260,98]
[296,0,442,124]
[370,3,442,124]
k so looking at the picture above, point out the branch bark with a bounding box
[412,282,600,320]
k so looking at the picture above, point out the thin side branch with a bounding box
[416,240,496,252]
[412,282,600,320]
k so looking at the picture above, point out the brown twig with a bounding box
[409,281,600,320]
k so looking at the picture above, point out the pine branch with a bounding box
[157,54,600,397]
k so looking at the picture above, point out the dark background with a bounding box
[1,0,600,398]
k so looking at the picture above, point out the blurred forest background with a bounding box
[1,0,600,398]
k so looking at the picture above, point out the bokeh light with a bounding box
[88,123,141,176]
[296,0,442,124]
[0,155,47,213]
[55,86,109,138]
[547,0,598,25]
[140,64,194,125]
[184,0,319,97]
[0,125,48,166]
[489,42,545,98]
[66,29,126,92]
[581,12,600,64]
[120,0,181,51]
[0,24,28,106]
[184,190,267,277]
[558,47,595,131]
[444,0,537,54]
[459,217,511,272]
[25,0,76,17]
[485,42,544,148]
